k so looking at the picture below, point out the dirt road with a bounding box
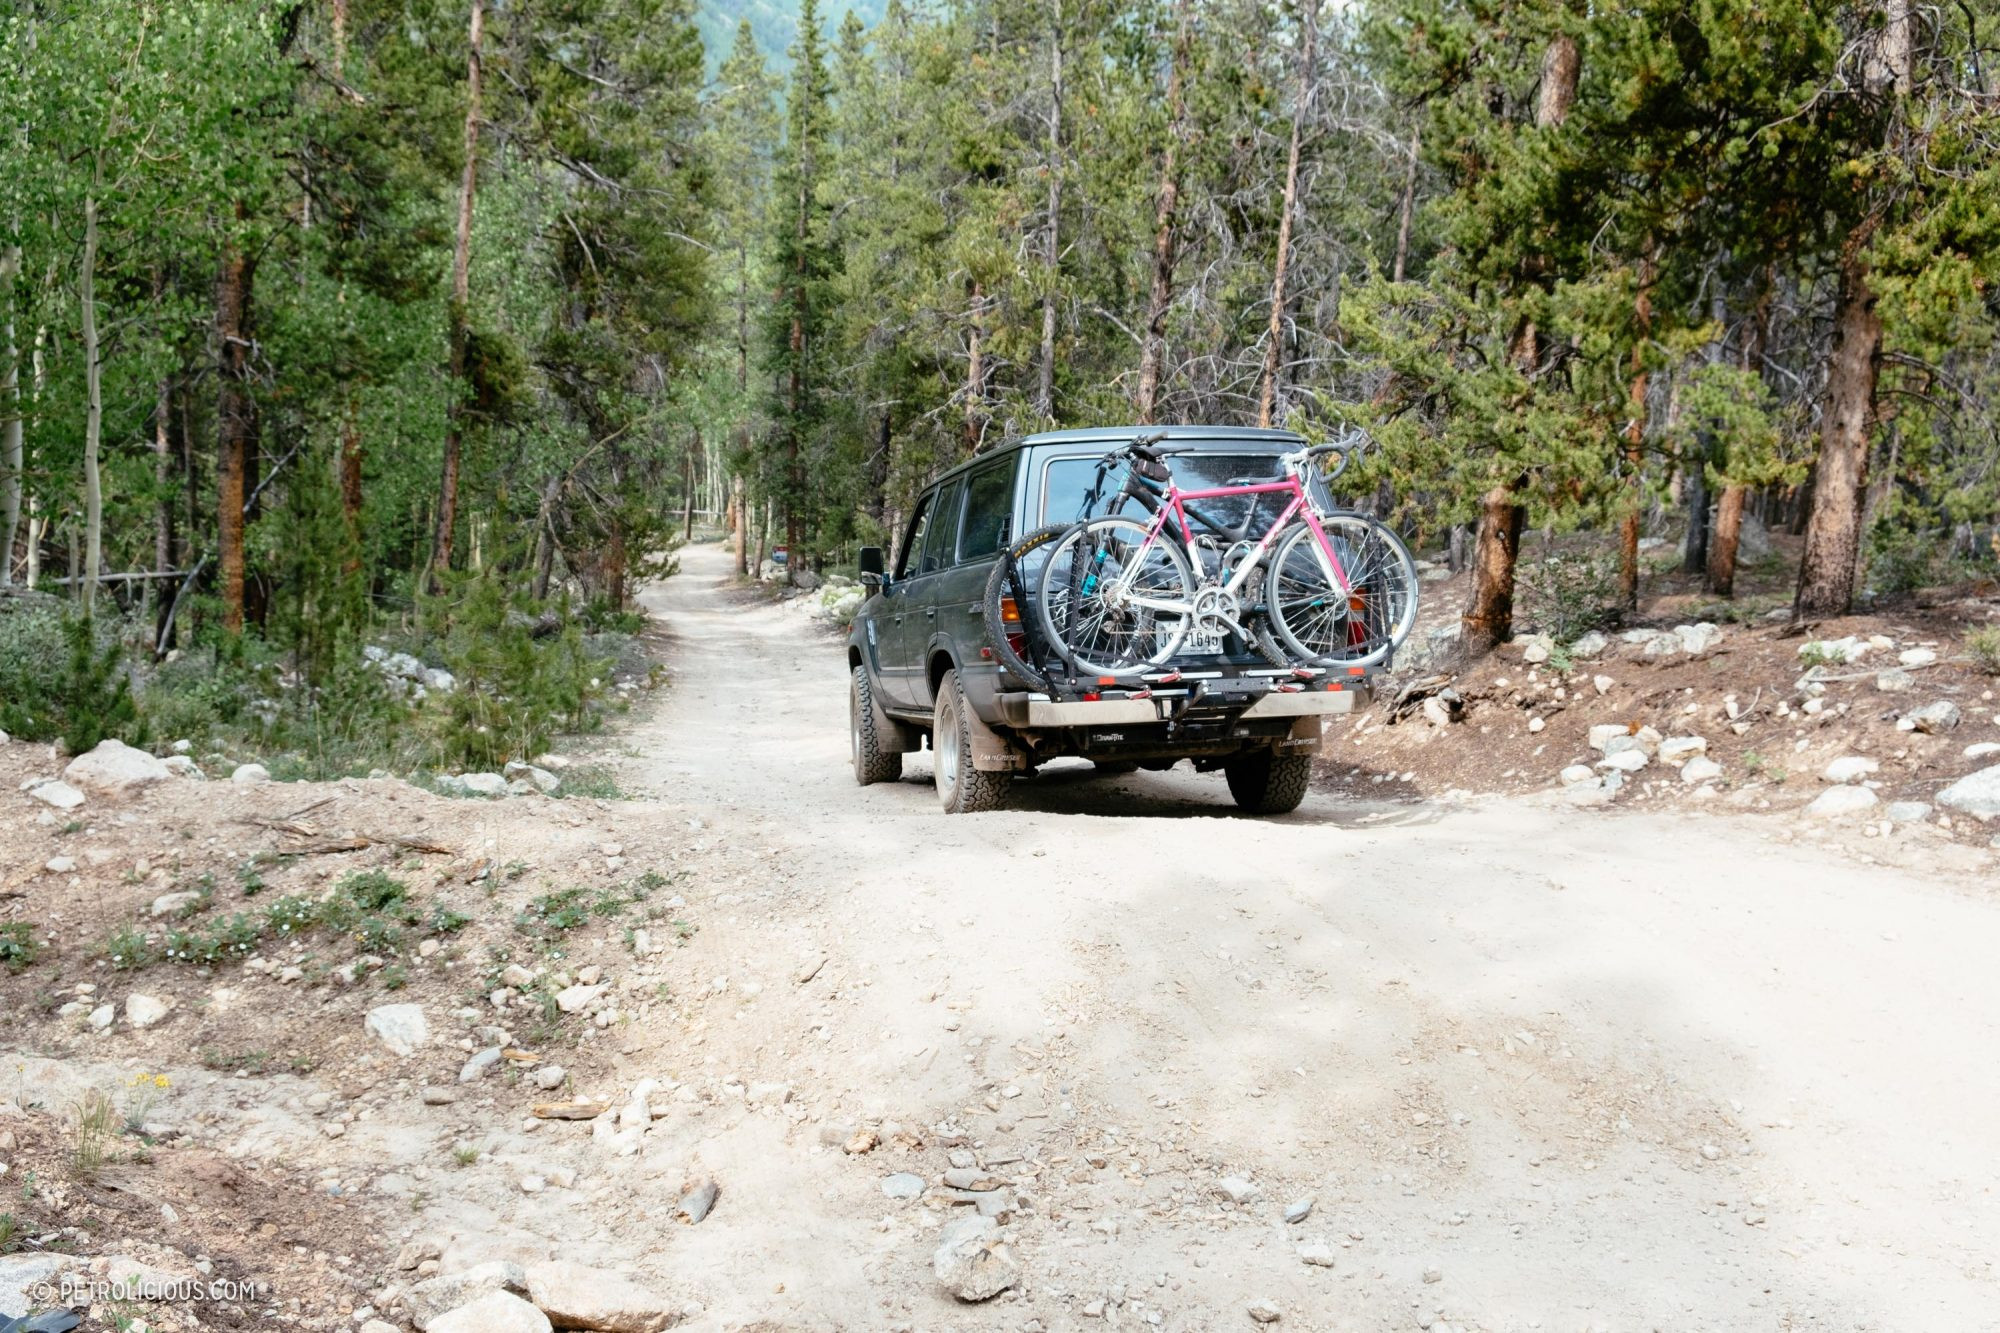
[618,541,2000,1330]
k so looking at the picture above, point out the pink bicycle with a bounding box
[1034,434,1419,675]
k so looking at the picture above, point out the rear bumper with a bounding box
[995,683,1369,729]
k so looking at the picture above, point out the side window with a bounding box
[896,492,934,579]
[920,478,967,574]
[957,460,1015,562]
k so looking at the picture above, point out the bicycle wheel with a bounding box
[1260,515,1419,668]
[983,524,1069,691]
[1036,516,1196,676]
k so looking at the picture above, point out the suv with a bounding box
[845,426,1377,814]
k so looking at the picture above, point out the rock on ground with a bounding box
[1821,756,1879,784]
[230,763,271,785]
[124,994,170,1028]
[524,1260,677,1333]
[1937,765,2000,820]
[365,1002,429,1057]
[26,779,86,811]
[1806,785,1880,819]
[63,739,173,796]
[1904,701,1962,734]
[406,1261,528,1329]
[426,1290,549,1333]
[932,1214,1019,1302]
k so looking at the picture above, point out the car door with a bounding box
[877,489,935,708]
[902,474,967,711]
[944,456,1017,676]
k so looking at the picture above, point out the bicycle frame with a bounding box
[1108,473,1355,621]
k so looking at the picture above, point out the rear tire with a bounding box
[850,665,903,786]
[1223,751,1312,815]
[933,669,1009,814]
[983,524,1069,691]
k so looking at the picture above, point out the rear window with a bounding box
[957,459,1015,561]
[1038,451,1288,535]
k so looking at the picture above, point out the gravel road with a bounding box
[622,541,2000,1331]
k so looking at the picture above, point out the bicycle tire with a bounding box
[1260,515,1420,668]
[982,524,1070,692]
[1035,516,1197,676]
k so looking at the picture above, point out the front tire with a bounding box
[1223,751,1312,815]
[850,665,903,786]
[933,669,1009,814]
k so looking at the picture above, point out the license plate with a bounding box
[1182,626,1225,655]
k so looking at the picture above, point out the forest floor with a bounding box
[3,540,1999,1333]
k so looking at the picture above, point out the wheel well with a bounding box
[847,645,863,671]
[927,651,957,696]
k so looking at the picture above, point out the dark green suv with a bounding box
[845,426,1375,814]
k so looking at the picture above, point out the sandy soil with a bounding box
[3,540,1997,1332]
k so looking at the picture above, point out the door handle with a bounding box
[925,608,936,619]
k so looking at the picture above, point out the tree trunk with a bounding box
[80,189,104,611]
[1795,244,1882,618]
[1461,486,1525,655]
[965,279,986,453]
[865,412,890,531]
[432,0,485,589]
[1392,127,1419,284]
[1538,33,1579,127]
[1134,0,1194,426]
[1258,0,1317,429]
[1617,241,1655,611]
[1036,0,1063,421]
[1707,485,1745,597]
[731,474,748,576]
[215,237,257,634]
[0,244,20,586]
[340,396,363,572]
[683,428,698,542]
[1684,288,1727,576]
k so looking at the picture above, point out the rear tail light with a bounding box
[999,596,1021,625]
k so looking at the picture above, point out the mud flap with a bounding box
[964,706,1029,772]
[1271,715,1324,757]
[871,692,922,754]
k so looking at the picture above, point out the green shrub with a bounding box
[339,870,408,913]
[103,926,153,970]
[1518,554,1617,644]
[1967,626,2000,675]
[0,924,41,973]
[264,896,321,938]
[0,608,144,752]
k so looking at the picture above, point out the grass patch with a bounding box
[0,924,41,973]
[1968,626,2000,675]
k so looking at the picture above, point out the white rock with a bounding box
[1800,636,1871,665]
[1674,622,1723,655]
[1904,700,1961,733]
[88,1004,114,1030]
[1587,724,1630,752]
[1681,756,1723,784]
[365,1003,429,1056]
[125,994,170,1028]
[459,1047,503,1082]
[44,855,76,874]
[1821,756,1880,784]
[1965,742,2000,760]
[427,1290,549,1333]
[1885,801,1932,822]
[533,1065,567,1090]
[1593,674,1615,695]
[26,779,86,811]
[1657,736,1707,764]
[63,739,174,796]
[502,761,560,794]
[1640,632,1682,658]
[1600,750,1649,773]
[1570,630,1609,659]
[423,667,457,692]
[161,755,205,779]
[456,772,508,797]
[1937,765,2000,820]
[1805,785,1879,819]
[1297,1243,1336,1267]
[1899,647,1938,667]
[230,763,271,785]
[1518,634,1551,664]
[1559,765,1597,786]
[932,1214,1018,1302]
[150,890,201,917]
[524,1261,677,1333]
[555,983,605,1014]
[1875,669,1916,693]
[1526,716,1545,734]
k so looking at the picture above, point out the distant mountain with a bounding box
[695,0,888,71]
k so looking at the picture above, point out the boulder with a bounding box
[161,755,205,779]
[1558,765,1597,786]
[125,994,171,1029]
[1673,622,1723,655]
[1937,765,2000,820]
[1805,786,1879,819]
[503,761,560,794]
[150,890,202,917]
[458,772,509,797]
[26,779,86,811]
[1586,724,1630,752]
[230,763,271,785]
[1657,736,1708,764]
[1516,634,1552,664]
[1799,636,1871,665]
[1569,630,1609,659]
[1600,750,1648,774]
[1680,756,1723,785]
[365,1003,429,1057]
[555,984,606,1014]
[1821,756,1879,784]
[426,1290,548,1333]
[932,1214,1018,1302]
[63,739,173,796]
[1903,701,1961,734]
[524,1261,678,1333]
[1899,647,1938,668]
[423,667,457,692]
[1639,632,1682,659]
[406,1261,529,1329]
[1874,669,1916,693]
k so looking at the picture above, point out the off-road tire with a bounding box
[983,524,1069,691]
[850,665,903,786]
[932,669,1010,814]
[1223,751,1312,815]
